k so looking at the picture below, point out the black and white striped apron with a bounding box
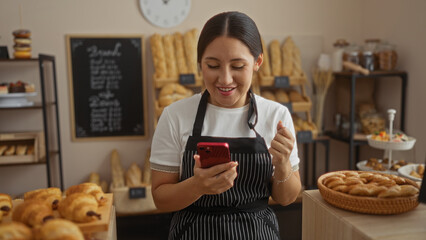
[168,90,280,240]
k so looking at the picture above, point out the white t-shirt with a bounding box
[150,93,300,173]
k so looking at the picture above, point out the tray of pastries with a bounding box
[356,157,410,174]
[318,170,420,215]
[0,183,113,239]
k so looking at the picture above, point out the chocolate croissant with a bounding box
[12,200,54,227]
[35,219,84,240]
[0,221,33,240]
[0,193,12,218]
[65,182,106,206]
[24,187,62,210]
[58,193,100,223]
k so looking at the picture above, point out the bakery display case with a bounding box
[328,70,407,170]
[0,54,63,189]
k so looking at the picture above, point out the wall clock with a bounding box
[139,0,191,28]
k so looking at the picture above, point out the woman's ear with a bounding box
[254,53,264,71]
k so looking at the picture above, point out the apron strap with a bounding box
[192,89,260,138]
[192,90,209,137]
[247,89,262,139]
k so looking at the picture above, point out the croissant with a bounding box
[0,194,12,218]
[12,200,54,227]
[58,193,100,223]
[0,221,33,240]
[24,188,62,210]
[65,183,106,205]
[35,219,84,240]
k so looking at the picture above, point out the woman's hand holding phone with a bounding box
[193,154,238,195]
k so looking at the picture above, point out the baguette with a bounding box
[269,40,282,76]
[259,37,271,77]
[150,33,168,79]
[174,32,189,74]
[163,34,179,78]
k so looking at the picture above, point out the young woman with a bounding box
[150,11,301,240]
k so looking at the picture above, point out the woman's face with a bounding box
[200,36,262,108]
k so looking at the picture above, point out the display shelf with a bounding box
[0,54,63,189]
[330,70,407,170]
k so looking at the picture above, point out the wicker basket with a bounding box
[317,171,419,215]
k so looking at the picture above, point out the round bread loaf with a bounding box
[275,89,289,103]
[158,83,193,107]
[261,90,276,101]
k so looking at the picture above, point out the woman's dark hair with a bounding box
[197,11,263,63]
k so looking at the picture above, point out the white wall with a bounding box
[0,0,424,196]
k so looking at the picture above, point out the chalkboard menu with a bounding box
[66,35,147,140]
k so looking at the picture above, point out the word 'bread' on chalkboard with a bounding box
[66,35,147,141]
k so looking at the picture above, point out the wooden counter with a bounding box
[302,190,426,240]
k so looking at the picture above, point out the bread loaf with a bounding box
[282,37,294,76]
[125,163,142,187]
[16,145,27,155]
[288,90,304,102]
[0,222,33,240]
[150,34,168,79]
[259,37,271,77]
[35,218,84,240]
[163,34,178,78]
[158,83,193,107]
[275,89,289,103]
[174,32,189,74]
[110,149,125,188]
[269,40,282,76]
[58,193,100,223]
[88,172,101,186]
[184,29,198,76]
[24,187,62,210]
[12,200,54,227]
[0,145,6,156]
[0,193,12,218]
[65,182,106,206]
[261,91,276,101]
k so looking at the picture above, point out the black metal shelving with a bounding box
[0,54,63,190]
[328,70,407,170]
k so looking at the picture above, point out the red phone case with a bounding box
[197,142,231,168]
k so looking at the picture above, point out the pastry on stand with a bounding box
[366,109,416,170]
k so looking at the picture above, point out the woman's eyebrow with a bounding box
[204,57,247,62]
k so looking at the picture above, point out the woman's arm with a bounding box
[151,156,238,212]
[269,121,302,206]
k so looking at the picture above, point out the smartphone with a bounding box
[197,142,231,168]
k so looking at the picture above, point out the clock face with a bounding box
[139,0,191,28]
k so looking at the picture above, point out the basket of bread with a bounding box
[0,182,112,239]
[109,149,156,214]
[318,170,420,215]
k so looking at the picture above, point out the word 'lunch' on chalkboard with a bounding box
[66,35,147,141]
